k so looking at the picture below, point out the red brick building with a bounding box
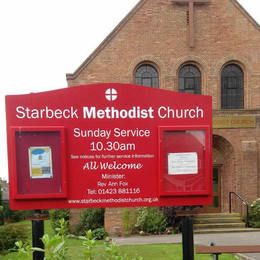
[67,0,260,234]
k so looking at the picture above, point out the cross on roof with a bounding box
[172,0,210,48]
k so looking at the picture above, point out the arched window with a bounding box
[221,64,244,109]
[179,64,201,94]
[135,64,159,88]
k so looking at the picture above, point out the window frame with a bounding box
[135,63,159,88]
[178,64,202,94]
[221,63,244,109]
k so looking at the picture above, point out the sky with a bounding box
[0,0,259,181]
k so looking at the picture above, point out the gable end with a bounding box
[66,0,146,82]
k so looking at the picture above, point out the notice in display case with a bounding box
[168,152,198,175]
[159,126,211,196]
[10,127,67,200]
[28,146,53,179]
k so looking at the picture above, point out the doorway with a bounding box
[201,166,221,213]
[211,167,221,212]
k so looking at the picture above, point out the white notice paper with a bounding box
[28,146,53,179]
[168,152,198,175]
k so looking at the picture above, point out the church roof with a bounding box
[233,0,259,28]
[66,0,259,81]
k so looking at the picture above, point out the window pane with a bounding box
[142,78,152,87]
[135,64,159,88]
[221,64,244,109]
[179,65,201,94]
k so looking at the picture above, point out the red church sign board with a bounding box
[6,83,212,210]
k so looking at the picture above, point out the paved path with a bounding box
[113,232,260,259]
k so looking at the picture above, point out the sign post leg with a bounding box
[182,216,194,260]
[32,210,45,260]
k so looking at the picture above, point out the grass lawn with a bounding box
[0,220,236,260]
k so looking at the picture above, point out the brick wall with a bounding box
[67,0,260,109]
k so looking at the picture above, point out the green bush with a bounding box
[135,207,167,234]
[122,209,137,235]
[0,224,28,252]
[49,209,70,234]
[92,227,108,240]
[2,201,33,223]
[75,208,105,235]
[0,206,4,225]
[249,198,260,228]
[35,218,68,260]
[82,230,143,260]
